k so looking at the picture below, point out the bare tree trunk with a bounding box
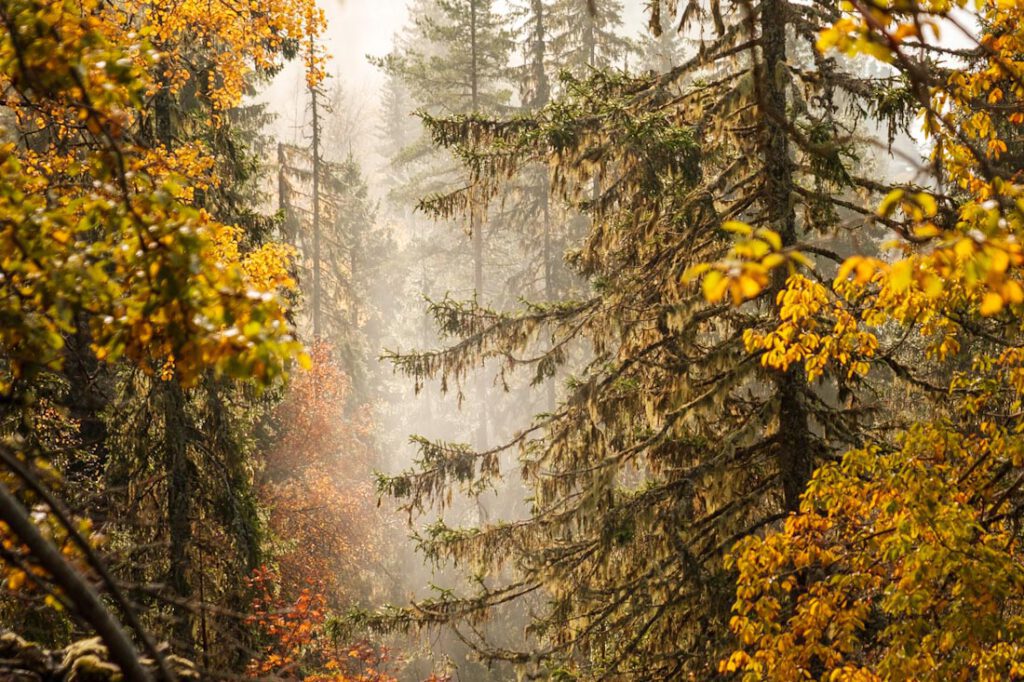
[64,313,109,484]
[469,0,489,452]
[543,190,556,412]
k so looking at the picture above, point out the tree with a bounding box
[246,566,400,681]
[279,139,396,403]
[376,0,514,450]
[376,69,421,215]
[721,0,1024,677]
[259,342,385,604]
[636,0,688,74]
[94,0,324,661]
[0,0,319,672]
[546,0,632,78]
[379,0,513,115]
[376,0,920,677]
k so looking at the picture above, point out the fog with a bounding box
[250,1,926,678]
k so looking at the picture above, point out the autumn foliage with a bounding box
[249,343,424,679]
[246,566,397,682]
[8,0,1024,677]
[260,341,385,604]
[714,0,1024,678]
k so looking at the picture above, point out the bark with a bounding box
[470,0,489,451]
[162,380,194,653]
[758,0,813,512]
[63,313,110,485]
[311,62,323,340]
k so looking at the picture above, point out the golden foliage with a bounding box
[722,0,1024,677]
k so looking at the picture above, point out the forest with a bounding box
[0,0,1020,679]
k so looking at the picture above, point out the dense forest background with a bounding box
[0,0,1022,680]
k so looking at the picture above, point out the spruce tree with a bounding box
[0,0,319,667]
[52,2,315,663]
[637,0,687,73]
[375,0,514,449]
[546,0,632,78]
[376,0,921,678]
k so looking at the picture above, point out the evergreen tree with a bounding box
[0,0,314,672]
[375,0,514,450]
[546,0,632,79]
[376,0,922,678]
[277,150,394,400]
[107,37,300,670]
[376,69,420,215]
[636,0,688,73]
[380,0,514,116]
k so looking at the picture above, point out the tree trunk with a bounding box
[64,314,109,485]
[162,380,194,652]
[469,0,489,451]
[310,60,323,340]
[758,0,812,512]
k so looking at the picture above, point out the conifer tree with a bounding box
[546,0,632,78]
[637,0,687,73]
[0,0,314,671]
[280,151,394,403]
[376,0,514,449]
[376,0,923,677]
[377,70,421,215]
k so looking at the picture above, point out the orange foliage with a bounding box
[260,341,385,603]
[246,566,397,682]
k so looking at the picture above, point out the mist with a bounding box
[0,0,1009,680]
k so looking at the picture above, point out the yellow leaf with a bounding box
[954,238,976,259]
[790,251,813,269]
[990,248,1010,274]
[1004,280,1024,304]
[703,270,728,303]
[837,256,861,281]
[980,292,1004,316]
[722,220,753,236]
[893,23,919,41]
[7,570,25,590]
[914,192,937,217]
[682,263,711,282]
[889,260,913,292]
[923,274,944,298]
[758,228,783,251]
[739,275,763,300]
[817,26,841,53]
[878,189,905,217]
